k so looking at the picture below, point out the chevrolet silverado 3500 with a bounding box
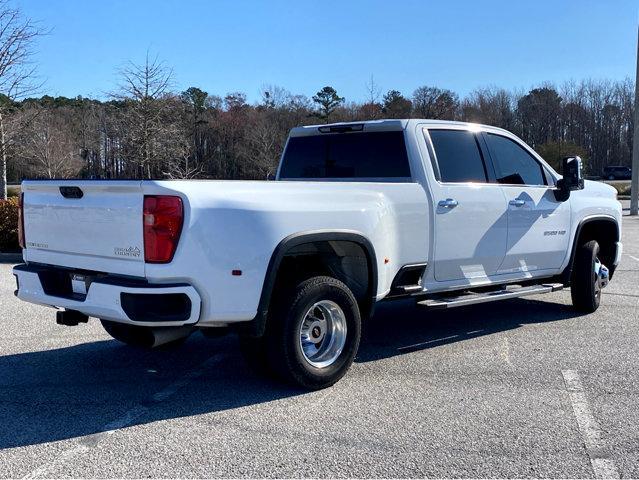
[13,119,622,389]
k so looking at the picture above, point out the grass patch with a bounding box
[7,185,19,198]
[606,182,632,196]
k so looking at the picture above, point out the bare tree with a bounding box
[461,87,514,129]
[365,74,381,104]
[244,112,281,178]
[18,106,82,179]
[412,86,458,119]
[0,1,44,199]
[163,153,202,179]
[115,52,176,178]
[361,75,383,119]
[260,84,292,109]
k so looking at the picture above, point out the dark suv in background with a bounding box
[603,166,632,180]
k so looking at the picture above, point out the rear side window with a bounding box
[428,129,488,183]
[279,131,411,180]
[485,133,546,186]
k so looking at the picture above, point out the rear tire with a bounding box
[570,240,602,313]
[265,276,361,390]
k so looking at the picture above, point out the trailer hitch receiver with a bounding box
[56,309,89,326]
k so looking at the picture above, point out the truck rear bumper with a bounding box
[13,264,201,327]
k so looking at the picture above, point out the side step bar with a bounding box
[417,283,564,310]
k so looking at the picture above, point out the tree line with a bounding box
[0,4,635,200]
[5,72,633,187]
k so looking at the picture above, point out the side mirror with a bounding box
[554,156,584,201]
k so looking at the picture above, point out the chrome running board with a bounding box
[417,283,564,310]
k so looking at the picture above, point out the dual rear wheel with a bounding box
[240,276,362,390]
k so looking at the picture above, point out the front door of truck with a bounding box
[424,128,508,282]
[481,132,571,274]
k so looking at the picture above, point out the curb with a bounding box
[0,252,23,264]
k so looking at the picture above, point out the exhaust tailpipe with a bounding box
[149,326,194,348]
[100,319,195,348]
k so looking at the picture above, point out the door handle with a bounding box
[438,198,458,208]
[509,199,526,207]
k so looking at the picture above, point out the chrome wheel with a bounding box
[299,300,347,368]
[593,256,609,298]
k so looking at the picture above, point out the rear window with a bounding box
[428,129,488,183]
[278,131,411,180]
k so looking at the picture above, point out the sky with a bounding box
[15,0,639,103]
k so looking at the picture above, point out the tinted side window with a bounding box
[485,134,546,186]
[428,129,487,183]
[279,131,411,180]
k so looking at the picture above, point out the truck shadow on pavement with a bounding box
[0,297,585,450]
[357,296,583,362]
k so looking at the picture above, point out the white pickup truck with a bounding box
[13,119,622,389]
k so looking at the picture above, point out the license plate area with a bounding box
[37,267,97,300]
[71,274,90,295]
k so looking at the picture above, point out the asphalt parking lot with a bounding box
[1,210,638,478]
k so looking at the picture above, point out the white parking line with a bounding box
[562,370,620,479]
[591,459,621,480]
[628,255,639,263]
[22,353,226,479]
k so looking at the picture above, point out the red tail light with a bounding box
[143,195,183,263]
[18,192,25,249]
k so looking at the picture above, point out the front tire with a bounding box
[570,240,602,313]
[266,276,361,390]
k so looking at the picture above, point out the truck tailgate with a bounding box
[22,180,145,277]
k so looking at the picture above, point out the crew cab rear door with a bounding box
[424,127,508,282]
[481,132,570,274]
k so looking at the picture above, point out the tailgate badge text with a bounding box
[114,246,141,258]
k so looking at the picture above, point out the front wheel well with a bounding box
[564,218,618,281]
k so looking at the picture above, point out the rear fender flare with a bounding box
[247,230,378,337]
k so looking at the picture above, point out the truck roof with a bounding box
[290,119,509,137]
